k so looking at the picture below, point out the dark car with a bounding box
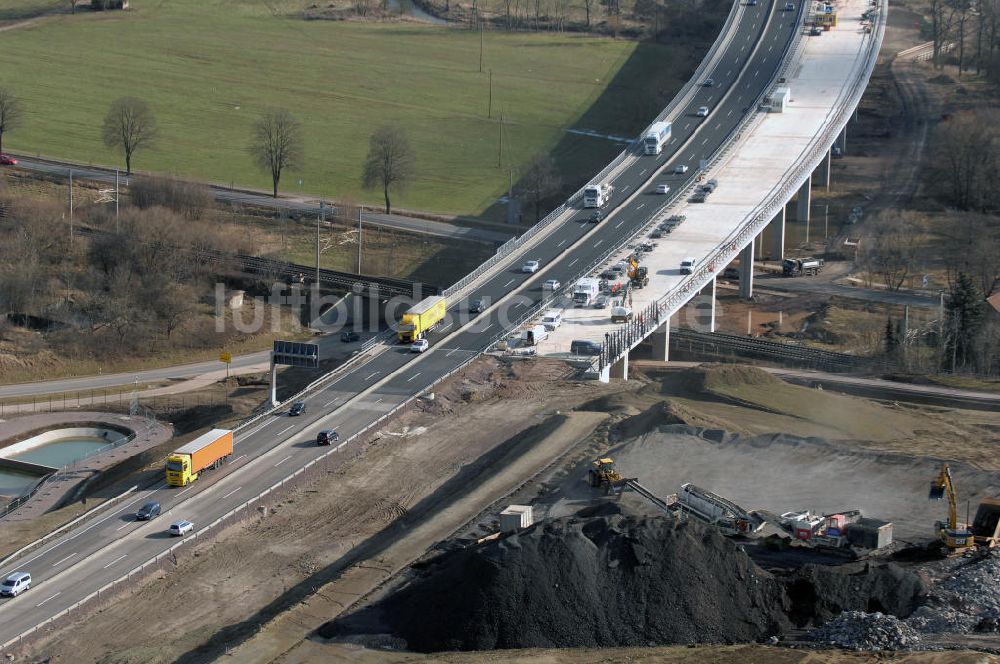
[470,299,485,314]
[316,429,340,446]
[289,401,306,416]
[650,229,664,239]
[589,211,603,223]
[340,331,360,343]
[136,501,161,521]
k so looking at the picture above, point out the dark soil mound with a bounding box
[785,562,926,627]
[321,514,792,651]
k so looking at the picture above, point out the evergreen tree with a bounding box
[945,272,986,369]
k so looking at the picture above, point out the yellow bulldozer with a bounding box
[588,457,627,494]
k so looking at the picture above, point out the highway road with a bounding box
[7,156,514,245]
[0,0,803,646]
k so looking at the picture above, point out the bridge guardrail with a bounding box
[598,0,887,373]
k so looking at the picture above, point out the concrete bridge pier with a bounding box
[814,148,831,190]
[836,125,847,155]
[739,241,754,299]
[650,318,671,361]
[769,208,786,261]
[701,277,717,333]
[608,349,629,381]
[796,175,812,222]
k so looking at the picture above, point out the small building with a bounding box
[846,517,894,550]
[772,87,791,112]
[92,0,130,9]
[500,505,534,534]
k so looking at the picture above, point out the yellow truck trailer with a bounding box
[398,296,447,343]
[166,429,234,487]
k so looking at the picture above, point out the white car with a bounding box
[696,106,709,117]
[0,572,31,597]
[521,260,540,273]
[674,165,689,174]
[168,520,194,537]
[411,339,430,353]
[543,279,561,291]
[655,184,671,194]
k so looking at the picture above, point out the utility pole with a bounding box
[115,170,120,232]
[357,205,363,274]
[69,169,74,243]
[938,290,945,369]
[479,21,484,73]
[316,201,324,286]
[498,109,504,168]
[488,69,493,118]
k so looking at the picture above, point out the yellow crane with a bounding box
[928,463,974,553]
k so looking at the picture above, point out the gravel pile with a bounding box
[808,611,922,651]
[322,511,792,651]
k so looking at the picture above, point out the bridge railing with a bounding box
[598,0,887,373]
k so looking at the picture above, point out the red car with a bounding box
[0,154,16,166]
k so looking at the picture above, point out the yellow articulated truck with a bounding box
[166,429,234,487]
[398,296,447,343]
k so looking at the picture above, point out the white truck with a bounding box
[572,278,601,307]
[642,121,672,155]
[583,182,613,208]
[520,324,549,346]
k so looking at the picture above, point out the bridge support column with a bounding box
[739,241,754,299]
[814,148,831,190]
[796,176,812,222]
[650,318,671,361]
[609,349,629,381]
[836,126,847,155]
[700,277,717,333]
[769,207,786,261]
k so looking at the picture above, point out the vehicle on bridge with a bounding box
[411,338,430,353]
[520,324,548,346]
[680,256,697,275]
[573,278,600,307]
[589,210,604,223]
[642,121,672,155]
[168,520,194,537]
[696,106,710,117]
[583,182,614,208]
[611,304,633,323]
[628,257,649,289]
[782,257,824,277]
[166,429,234,487]
[655,184,671,194]
[674,165,689,174]
[398,295,447,343]
[521,260,540,273]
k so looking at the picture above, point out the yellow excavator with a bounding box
[928,463,975,553]
[627,256,649,289]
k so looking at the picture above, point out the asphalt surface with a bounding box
[7,157,514,245]
[0,0,804,646]
[754,274,941,308]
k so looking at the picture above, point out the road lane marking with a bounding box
[728,109,734,117]
[594,240,604,248]
[557,240,567,248]
[324,398,338,408]
[684,123,691,130]
[103,554,127,569]
[115,522,131,531]
[726,69,732,76]
[274,455,292,467]
[482,322,494,332]
[365,371,379,381]
[621,185,631,193]
[639,169,647,176]
[569,258,578,267]
[702,138,709,145]
[636,203,646,210]
[278,425,294,435]
[232,454,247,464]
[220,487,242,500]
[52,553,77,568]
[504,278,516,288]
[615,220,625,229]
[374,397,384,404]
[406,373,421,382]
[178,485,196,495]
[36,592,60,607]
[446,349,458,357]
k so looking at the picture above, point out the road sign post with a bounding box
[269,341,320,406]
[220,352,232,380]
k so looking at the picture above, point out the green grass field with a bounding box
[0,1,658,215]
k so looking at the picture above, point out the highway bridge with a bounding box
[0,0,885,649]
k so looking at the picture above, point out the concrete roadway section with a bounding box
[8,157,514,245]
[0,0,800,645]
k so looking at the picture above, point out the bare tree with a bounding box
[101,97,157,175]
[858,210,922,291]
[248,109,304,199]
[0,88,24,157]
[927,110,1000,211]
[361,125,415,215]
[68,0,81,13]
[582,0,594,26]
[518,153,561,222]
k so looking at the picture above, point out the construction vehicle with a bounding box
[928,463,975,553]
[627,256,649,289]
[166,429,234,487]
[971,499,1000,549]
[398,295,447,343]
[588,457,626,494]
[782,257,824,277]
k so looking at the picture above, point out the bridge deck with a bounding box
[533,0,876,357]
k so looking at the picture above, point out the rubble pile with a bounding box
[907,553,1000,635]
[808,611,922,651]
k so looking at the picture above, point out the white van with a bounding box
[1,572,31,597]
[520,324,549,346]
[541,311,562,331]
[680,257,697,274]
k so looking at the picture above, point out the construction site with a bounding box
[7,357,998,664]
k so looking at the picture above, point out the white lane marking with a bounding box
[177,485,196,496]
[36,592,61,608]
[702,137,709,145]
[52,553,77,568]
[103,554,127,569]
[324,398,338,408]
[715,123,722,130]
[220,487,242,500]
[482,322,494,332]
[504,278,515,287]
[274,455,292,467]
[569,258,578,267]
[639,169,647,176]
[277,425,294,435]
[684,123,691,130]
[365,371,379,381]
[707,95,714,102]
[636,203,646,210]
[232,454,247,464]
[768,45,773,52]
[726,69,732,76]
[621,185,631,193]
[594,240,604,248]
[670,138,678,144]
[446,348,458,357]
[557,240,566,247]
[406,373,421,382]
[728,109,734,117]
[116,522,131,531]
[374,397,384,404]
[616,220,626,229]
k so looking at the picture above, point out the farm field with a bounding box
[0,0,664,215]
